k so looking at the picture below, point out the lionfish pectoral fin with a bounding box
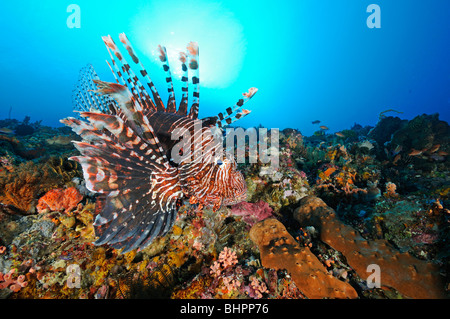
[68,127,182,253]
[91,80,131,103]
[64,72,183,253]
[93,166,182,253]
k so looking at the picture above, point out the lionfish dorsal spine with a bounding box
[187,42,200,119]
[177,51,189,116]
[215,87,258,128]
[103,34,164,113]
[157,45,177,113]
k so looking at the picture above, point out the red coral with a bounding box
[230,201,273,226]
[36,187,84,213]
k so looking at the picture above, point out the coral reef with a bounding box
[293,196,446,299]
[0,157,82,214]
[0,162,61,213]
[0,113,448,300]
[249,218,358,299]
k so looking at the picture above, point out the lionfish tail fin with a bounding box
[215,87,258,128]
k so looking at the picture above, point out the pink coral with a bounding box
[36,187,84,213]
[222,276,241,292]
[210,247,238,277]
[230,201,273,226]
[210,261,222,277]
[0,269,28,292]
[249,276,269,299]
[218,247,238,268]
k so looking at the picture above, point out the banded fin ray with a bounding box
[187,42,200,119]
[176,51,189,116]
[103,34,161,113]
[215,87,258,129]
[157,45,177,113]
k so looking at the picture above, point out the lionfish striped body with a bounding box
[61,33,257,252]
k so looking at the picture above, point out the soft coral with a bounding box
[36,187,84,214]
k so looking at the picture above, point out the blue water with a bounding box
[1,0,449,136]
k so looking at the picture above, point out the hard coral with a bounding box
[36,187,84,214]
[293,196,446,299]
[249,218,358,299]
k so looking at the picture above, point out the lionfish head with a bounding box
[216,154,247,206]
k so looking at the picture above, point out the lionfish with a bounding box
[61,33,257,253]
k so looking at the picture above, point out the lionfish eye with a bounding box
[217,160,223,165]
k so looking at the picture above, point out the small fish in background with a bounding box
[335,132,345,138]
[428,144,440,154]
[312,120,321,124]
[319,125,329,130]
[408,148,424,156]
[46,135,73,146]
[0,127,14,135]
[358,210,367,218]
[392,144,403,156]
[392,154,401,164]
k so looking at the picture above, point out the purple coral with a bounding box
[230,201,273,226]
